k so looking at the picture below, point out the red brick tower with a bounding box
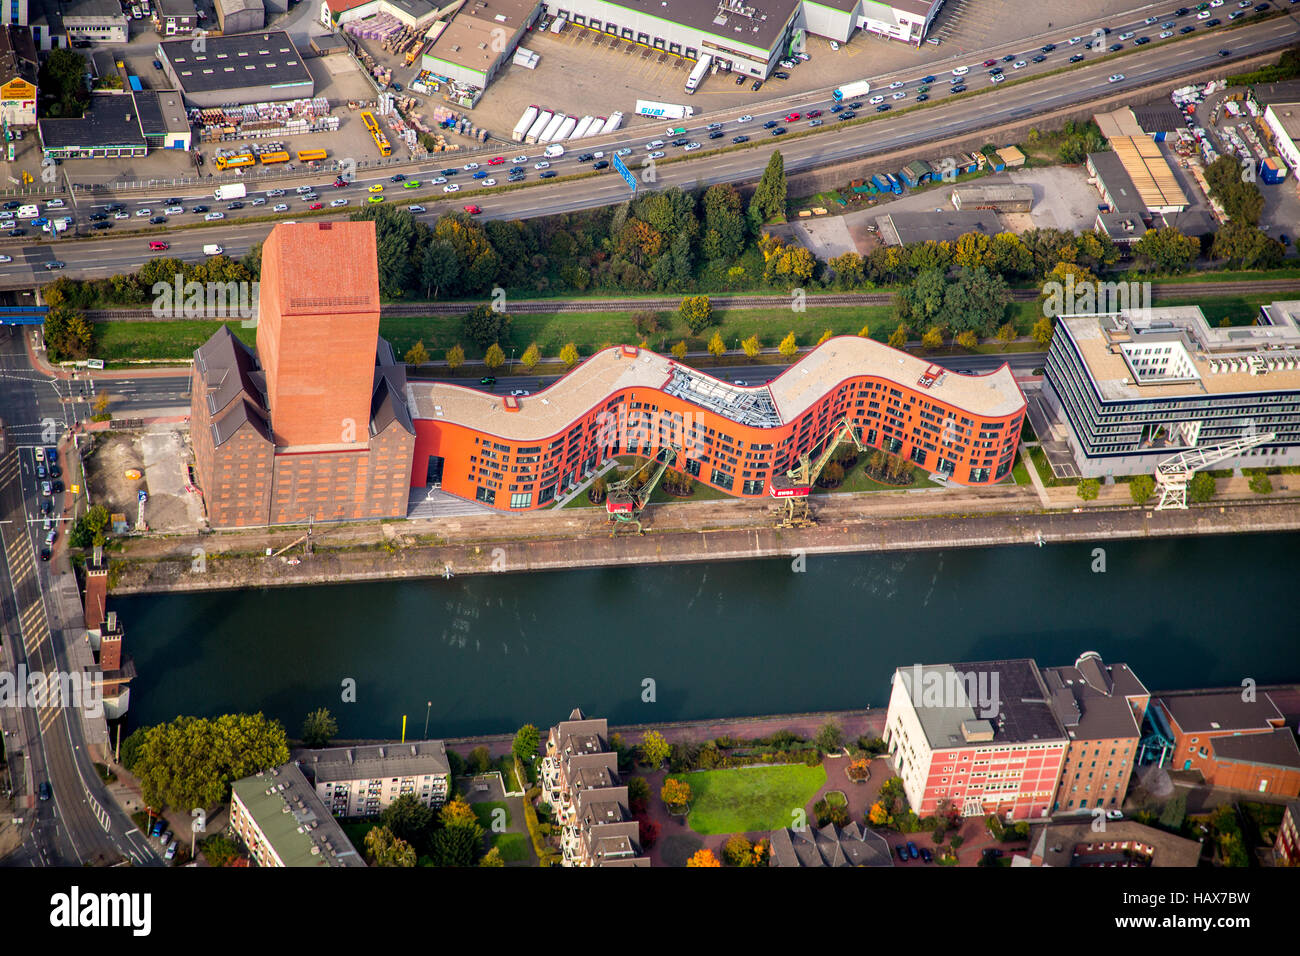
[256,221,381,448]
[84,545,108,629]
[99,610,123,672]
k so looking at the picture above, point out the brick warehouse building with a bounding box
[190,221,415,528]
[406,340,1025,511]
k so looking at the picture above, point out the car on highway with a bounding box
[670,137,689,147]
[534,160,551,169]
[1180,24,1196,31]
[226,201,244,210]
[311,201,327,209]
[327,198,348,208]
[41,480,51,496]
[267,189,286,198]
[1070,52,1087,61]
[1001,54,1016,63]
[709,130,725,139]
[149,240,170,251]
[732,134,750,143]
[763,119,778,128]
[706,121,724,130]
[472,170,489,179]
[250,198,267,206]
[1108,73,1125,82]
[390,173,405,182]
[1218,47,1232,56]
[487,156,506,165]
[88,212,107,221]
[481,178,496,186]
[431,177,448,185]
[784,111,801,121]
[1032,53,1047,62]
[892,91,907,99]
[952,65,969,75]
[403,180,421,189]
[1146,14,1160,21]
[1119,30,1135,39]
[368,184,384,193]
[512,155,529,163]
[645,139,665,149]
[737,114,754,123]
[648,150,665,158]
[164,204,184,215]
[665,126,686,135]
[135,207,152,217]
[838,110,857,119]
[38,782,50,801]
[808,118,824,126]
[876,103,892,111]
[300,192,318,202]
[869,95,885,104]
[1041,42,1056,51]
[1135,35,1151,43]
[508,173,526,182]
[982,58,997,67]
[1205,16,1221,23]
[915,93,929,102]
[296,186,314,194]
[950,83,967,93]
[616,147,633,156]
[990,73,1005,83]
[1197,8,1211,15]
[463,162,480,170]
[771,126,787,135]
[577,152,596,162]
[44,261,65,270]
[204,211,225,221]
[593,160,610,169]
[540,170,558,179]
[1013,59,1027,69]
[443,183,460,192]
[92,221,112,230]
[0,254,9,262]
[273,203,289,212]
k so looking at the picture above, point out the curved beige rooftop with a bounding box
[405,339,1025,442]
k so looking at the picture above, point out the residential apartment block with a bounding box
[884,659,1069,822]
[1275,800,1300,866]
[1043,302,1300,478]
[1043,652,1150,814]
[304,740,451,817]
[229,763,365,867]
[540,708,647,866]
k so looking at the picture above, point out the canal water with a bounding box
[114,533,1300,739]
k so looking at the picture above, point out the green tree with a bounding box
[131,713,289,811]
[300,707,338,748]
[431,818,485,867]
[559,342,580,367]
[723,834,755,867]
[69,504,111,548]
[42,305,94,362]
[380,794,437,855]
[707,331,726,358]
[365,825,417,867]
[420,240,459,298]
[741,334,761,358]
[520,342,540,371]
[446,343,465,370]
[461,305,512,350]
[778,331,798,358]
[1133,226,1199,273]
[814,721,844,754]
[1129,473,1154,505]
[679,294,713,334]
[955,330,978,350]
[749,150,788,226]
[468,745,492,774]
[996,321,1017,350]
[1031,316,1055,348]
[639,730,671,768]
[404,341,430,366]
[829,251,865,288]
[894,268,948,331]
[888,325,908,349]
[1158,792,1187,830]
[484,342,505,370]
[38,48,91,118]
[479,846,505,867]
[512,724,541,764]
[1077,478,1100,501]
[701,183,747,261]
[1249,472,1273,495]
[1189,471,1216,503]
[670,340,688,361]
[921,326,944,351]
[1212,220,1285,270]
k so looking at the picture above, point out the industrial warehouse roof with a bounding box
[1211,729,1300,771]
[1267,102,1300,140]
[1108,136,1188,210]
[231,764,365,867]
[406,339,1024,441]
[1158,690,1285,733]
[877,209,1002,245]
[590,0,800,53]
[132,89,191,137]
[38,92,146,149]
[307,740,451,782]
[1041,653,1149,743]
[159,30,311,95]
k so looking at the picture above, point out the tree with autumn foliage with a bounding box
[741,334,761,358]
[847,758,870,782]
[869,802,890,826]
[639,730,670,768]
[687,847,722,867]
[723,834,755,867]
[661,777,692,812]
[707,332,726,358]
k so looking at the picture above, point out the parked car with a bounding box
[906,841,919,859]
[896,844,908,862]
[479,376,496,386]
[920,847,933,863]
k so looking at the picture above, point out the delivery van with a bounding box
[202,244,224,256]
[17,204,39,219]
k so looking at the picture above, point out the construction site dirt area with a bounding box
[83,429,204,535]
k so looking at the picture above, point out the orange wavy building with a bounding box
[408,339,1026,511]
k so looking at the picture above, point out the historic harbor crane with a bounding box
[1154,430,1275,510]
[769,416,865,529]
[606,445,679,535]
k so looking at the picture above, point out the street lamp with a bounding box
[423,701,432,739]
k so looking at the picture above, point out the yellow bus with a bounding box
[259,151,291,165]
[214,153,255,171]
[296,149,327,162]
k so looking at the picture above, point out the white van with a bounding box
[543,143,565,158]
[203,244,224,256]
[17,204,39,219]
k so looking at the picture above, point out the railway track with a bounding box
[78,278,1300,322]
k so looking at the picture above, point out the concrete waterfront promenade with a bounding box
[110,488,1300,594]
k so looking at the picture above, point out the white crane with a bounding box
[1154,430,1275,510]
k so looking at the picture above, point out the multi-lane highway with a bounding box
[1,11,1295,285]
[0,327,161,867]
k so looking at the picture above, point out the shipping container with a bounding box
[524,110,553,144]
[538,112,567,143]
[512,106,539,142]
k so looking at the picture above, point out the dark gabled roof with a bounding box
[1042,653,1148,742]
[211,395,270,447]
[195,325,271,448]
[371,336,414,437]
[1211,729,1300,771]
[769,823,894,867]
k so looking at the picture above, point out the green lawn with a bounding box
[94,319,255,363]
[677,765,827,835]
[812,461,940,495]
[491,832,530,862]
[1011,455,1031,486]
[471,801,510,831]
